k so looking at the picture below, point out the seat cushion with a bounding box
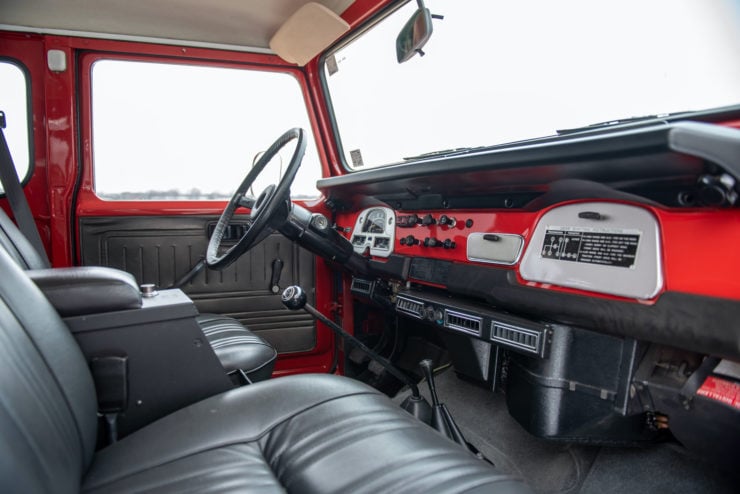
[197,313,277,382]
[82,374,531,494]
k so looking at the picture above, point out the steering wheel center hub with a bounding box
[251,184,277,219]
[205,128,306,270]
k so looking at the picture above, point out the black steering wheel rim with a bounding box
[206,128,306,270]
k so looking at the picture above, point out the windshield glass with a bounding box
[323,0,740,169]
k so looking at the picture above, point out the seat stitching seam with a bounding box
[236,352,278,373]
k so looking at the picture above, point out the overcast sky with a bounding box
[0,62,30,189]
[328,0,740,167]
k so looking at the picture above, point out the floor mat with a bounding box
[393,368,597,494]
[392,368,736,494]
[580,443,737,494]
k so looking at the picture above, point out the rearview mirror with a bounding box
[396,5,434,63]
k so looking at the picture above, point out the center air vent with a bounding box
[444,310,482,336]
[396,296,424,319]
[491,322,542,355]
[394,289,548,358]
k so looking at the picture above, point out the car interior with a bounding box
[1,1,739,493]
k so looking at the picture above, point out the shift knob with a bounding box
[281,285,307,310]
[419,359,440,406]
[419,359,435,380]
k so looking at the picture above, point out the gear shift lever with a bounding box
[282,286,431,424]
[420,359,469,449]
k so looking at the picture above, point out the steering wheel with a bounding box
[206,128,306,270]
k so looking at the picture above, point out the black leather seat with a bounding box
[0,247,530,493]
[196,313,276,382]
[0,208,276,383]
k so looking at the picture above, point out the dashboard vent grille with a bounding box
[351,278,373,295]
[491,322,541,355]
[396,296,424,319]
[444,310,482,337]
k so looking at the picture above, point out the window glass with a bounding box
[324,0,740,169]
[92,60,322,200]
[0,61,31,192]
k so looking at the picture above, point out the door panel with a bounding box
[79,215,316,354]
[74,43,334,374]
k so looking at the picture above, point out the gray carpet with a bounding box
[579,444,737,494]
[393,369,736,494]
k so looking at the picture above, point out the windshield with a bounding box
[323,0,740,169]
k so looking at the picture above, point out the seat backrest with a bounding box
[0,208,50,269]
[0,247,97,493]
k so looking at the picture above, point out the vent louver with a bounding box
[491,322,541,354]
[351,278,373,295]
[444,310,482,336]
[396,296,424,318]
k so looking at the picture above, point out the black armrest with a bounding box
[28,267,142,317]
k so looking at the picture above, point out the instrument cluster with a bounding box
[350,207,396,257]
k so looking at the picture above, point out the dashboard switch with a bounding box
[421,214,436,226]
[443,239,456,249]
[400,235,420,246]
[398,214,420,227]
[465,219,474,228]
[423,237,442,247]
[439,215,457,227]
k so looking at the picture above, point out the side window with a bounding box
[91,60,321,200]
[0,61,31,193]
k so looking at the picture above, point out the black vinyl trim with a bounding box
[366,254,409,280]
[442,263,740,361]
[318,124,674,209]
[71,51,84,264]
[318,119,740,211]
[319,123,672,189]
[668,122,740,180]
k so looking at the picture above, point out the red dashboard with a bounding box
[337,202,740,302]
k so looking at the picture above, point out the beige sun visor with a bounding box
[270,2,350,66]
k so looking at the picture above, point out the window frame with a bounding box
[79,51,328,209]
[0,57,35,195]
[318,1,407,172]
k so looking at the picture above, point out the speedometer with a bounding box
[351,207,396,258]
[362,208,386,234]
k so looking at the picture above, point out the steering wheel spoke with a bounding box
[238,195,256,209]
[206,128,306,270]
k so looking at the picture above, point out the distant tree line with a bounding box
[99,188,317,201]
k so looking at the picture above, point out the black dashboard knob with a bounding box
[442,239,456,249]
[423,237,442,247]
[421,214,436,226]
[423,306,436,321]
[401,235,419,246]
[465,219,474,228]
[408,214,420,226]
[439,215,456,227]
